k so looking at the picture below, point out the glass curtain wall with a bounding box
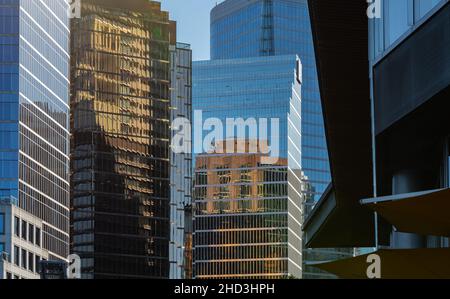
[70,0,174,279]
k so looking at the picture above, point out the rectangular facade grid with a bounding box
[0,0,70,279]
[193,140,307,279]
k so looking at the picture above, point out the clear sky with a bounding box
[160,0,221,61]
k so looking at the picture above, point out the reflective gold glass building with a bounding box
[70,0,175,279]
[194,140,308,279]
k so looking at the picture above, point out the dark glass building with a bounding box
[70,0,175,279]
[303,0,450,278]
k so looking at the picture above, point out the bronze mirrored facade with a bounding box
[70,0,175,279]
[193,140,307,279]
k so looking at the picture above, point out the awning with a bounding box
[303,185,375,248]
[362,189,450,237]
[313,248,450,279]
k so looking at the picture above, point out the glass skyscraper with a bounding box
[210,0,330,202]
[70,0,175,279]
[193,57,304,278]
[0,0,70,279]
[192,0,343,278]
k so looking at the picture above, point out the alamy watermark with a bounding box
[367,0,382,19]
[67,254,81,279]
[171,110,281,165]
[67,0,81,19]
[366,254,381,279]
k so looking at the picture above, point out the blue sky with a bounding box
[160,0,221,61]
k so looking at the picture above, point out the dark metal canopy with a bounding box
[362,188,450,238]
[312,248,450,279]
[303,0,375,248]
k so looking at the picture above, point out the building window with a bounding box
[21,220,27,240]
[0,242,4,253]
[35,227,41,247]
[28,224,34,244]
[28,252,34,272]
[35,255,41,274]
[414,0,442,22]
[14,246,19,266]
[0,213,4,235]
[21,248,27,269]
[14,216,19,237]
[385,0,412,47]
[371,0,445,60]
[6,272,12,279]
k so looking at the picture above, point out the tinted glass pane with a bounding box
[386,0,411,46]
[0,214,4,234]
[35,227,41,247]
[21,220,26,240]
[415,0,442,21]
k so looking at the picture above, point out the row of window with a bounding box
[195,259,288,277]
[13,216,41,247]
[370,0,445,60]
[13,245,43,274]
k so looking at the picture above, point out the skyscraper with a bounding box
[210,0,329,203]
[169,42,193,279]
[70,0,176,279]
[192,0,346,278]
[194,139,309,279]
[0,0,70,279]
[193,55,305,278]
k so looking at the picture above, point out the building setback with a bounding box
[0,0,70,279]
[70,0,175,279]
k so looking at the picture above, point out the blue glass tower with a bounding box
[211,0,330,203]
[193,55,304,279]
[0,0,70,279]
[193,0,337,279]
